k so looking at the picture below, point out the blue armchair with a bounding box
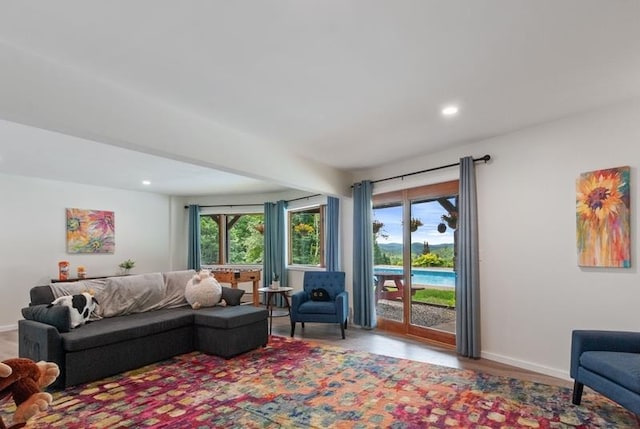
[570,330,640,415]
[290,271,348,339]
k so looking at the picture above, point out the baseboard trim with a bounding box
[0,324,17,332]
[481,351,570,381]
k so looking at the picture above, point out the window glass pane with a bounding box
[373,202,404,323]
[410,197,457,331]
[290,209,321,265]
[228,214,264,264]
[200,215,219,264]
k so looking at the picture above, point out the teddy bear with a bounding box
[185,270,223,309]
[0,358,60,428]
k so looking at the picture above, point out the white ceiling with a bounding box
[0,119,287,195]
[0,1,639,195]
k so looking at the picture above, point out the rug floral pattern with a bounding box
[3,336,637,428]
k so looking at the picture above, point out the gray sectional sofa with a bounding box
[19,270,268,388]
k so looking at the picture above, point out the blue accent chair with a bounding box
[570,330,640,415]
[290,271,348,339]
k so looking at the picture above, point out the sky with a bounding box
[373,199,455,245]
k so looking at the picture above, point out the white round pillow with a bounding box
[185,273,222,309]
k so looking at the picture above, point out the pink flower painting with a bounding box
[66,208,115,254]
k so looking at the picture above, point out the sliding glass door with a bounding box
[373,201,404,323]
[374,181,458,345]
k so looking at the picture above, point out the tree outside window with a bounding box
[228,214,264,264]
[289,207,324,266]
[200,213,263,265]
[200,215,220,264]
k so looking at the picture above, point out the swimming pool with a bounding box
[374,267,455,288]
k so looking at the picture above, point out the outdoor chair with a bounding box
[290,271,348,339]
[570,329,640,415]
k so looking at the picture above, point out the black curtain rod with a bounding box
[286,193,321,203]
[184,194,321,209]
[369,154,491,185]
[184,155,491,209]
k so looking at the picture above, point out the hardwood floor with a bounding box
[0,318,571,389]
[0,329,18,361]
[272,316,572,388]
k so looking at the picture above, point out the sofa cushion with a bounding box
[298,300,337,315]
[30,286,55,306]
[60,308,194,352]
[194,306,267,330]
[22,304,71,333]
[580,351,640,393]
[221,287,245,306]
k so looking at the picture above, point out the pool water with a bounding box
[374,267,455,288]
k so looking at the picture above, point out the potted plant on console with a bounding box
[118,259,136,275]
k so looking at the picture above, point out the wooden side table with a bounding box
[258,287,293,335]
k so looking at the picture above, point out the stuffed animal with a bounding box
[47,292,98,328]
[0,358,59,428]
[185,270,222,309]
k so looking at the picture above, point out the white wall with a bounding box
[0,174,172,328]
[350,97,640,379]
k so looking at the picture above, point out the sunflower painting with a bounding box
[576,166,630,267]
[66,208,115,254]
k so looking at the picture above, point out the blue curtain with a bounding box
[456,157,481,358]
[352,181,376,329]
[326,196,340,271]
[263,200,287,306]
[187,204,201,270]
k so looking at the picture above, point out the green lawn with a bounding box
[412,288,455,307]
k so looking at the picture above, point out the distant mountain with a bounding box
[378,242,403,253]
[379,242,453,255]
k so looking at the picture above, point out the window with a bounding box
[200,213,264,265]
[288,206,325,266]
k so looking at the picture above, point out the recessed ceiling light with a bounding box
[142,180,151,186]
[441,105,459,117]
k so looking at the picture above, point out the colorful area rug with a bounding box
[2,336,637,428]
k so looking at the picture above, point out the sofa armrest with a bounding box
[19,319,65,387]
[336,291,348,322]
[570,330,640,378]
[290,290,310,322]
